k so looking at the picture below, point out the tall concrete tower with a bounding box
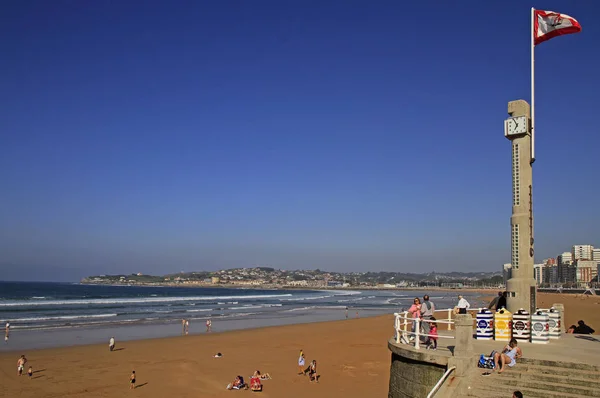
[504,100,536,314]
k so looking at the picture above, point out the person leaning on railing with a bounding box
[420,295,435,344]
[408,298,421,341]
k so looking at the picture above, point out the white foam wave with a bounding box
[280,295,329,302]
[283,306,317,312]
[1,313,118,322]
[186,309,213,313]
[0,294,292,307]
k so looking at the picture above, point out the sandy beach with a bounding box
[1,292,597,398]
[0,315,393,398]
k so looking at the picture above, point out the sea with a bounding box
[0,281,486,351]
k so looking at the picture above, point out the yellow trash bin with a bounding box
[494,308,512,341]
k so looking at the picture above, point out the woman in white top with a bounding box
[456,295,470,314]
[493,338,522,373]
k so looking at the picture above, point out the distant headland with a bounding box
[81,267,503,289]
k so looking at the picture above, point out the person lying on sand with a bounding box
[493,338,522,373]
[253,370,271,380]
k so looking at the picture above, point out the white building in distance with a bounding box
[572,245,594,261]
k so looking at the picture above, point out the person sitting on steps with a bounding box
[493,338,522,373]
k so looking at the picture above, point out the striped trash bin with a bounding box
[476,308,494,340]
[531,310,549,344]
[512,308,530,343]
[494,309,512,341]
[547,307,561,339]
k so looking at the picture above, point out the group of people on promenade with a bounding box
[403,294,476,350]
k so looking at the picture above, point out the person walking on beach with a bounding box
[109,336,115,351]
[5,322,10,344]
[297,350,305,375]
[420,295,435,343]
[130,370,136,389]
[206,319,212,333]
[17,355,27,376]
[345,307,348,319]
[185,320,189,335]
[181,319,186,335]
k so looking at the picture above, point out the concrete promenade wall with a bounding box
[388,314,473,398]
[387,340,448,398]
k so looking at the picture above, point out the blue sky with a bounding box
[0,1,598,281]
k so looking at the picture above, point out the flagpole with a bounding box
[531,7,535,163]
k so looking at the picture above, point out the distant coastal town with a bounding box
[81,267,503,289]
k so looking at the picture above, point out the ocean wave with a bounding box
[185,309,213,313]
[283,306,317,312]
[0,294,293,307]
[0,313,118,322]
[280,295,330,302]
[228,303,281,310]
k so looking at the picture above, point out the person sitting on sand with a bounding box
[227,375,248,390]
[304,360,319,382]
[573,320,595,335]
[493,338,522,373]
[253,370,271,380]
[250,373,262,391]
[27,366,33,378]
[214,352,222,358]
[130,370,136,389]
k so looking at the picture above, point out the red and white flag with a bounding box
[534,10,581,45]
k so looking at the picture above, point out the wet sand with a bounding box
[1,292,597,398]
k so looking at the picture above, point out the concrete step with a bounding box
[519,357,600,372]
[469,382,597,398]
[500,367,600,387]
[516,363,600,381]
[495,378,600,397]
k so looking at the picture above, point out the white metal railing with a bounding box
[393,307,487,349]
[427,366,456,398]
[394,308,457,349]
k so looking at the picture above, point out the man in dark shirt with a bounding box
[574,320,595,334]
[488,292,502,311]
[497,292,507,311]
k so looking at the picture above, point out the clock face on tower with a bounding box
[504,116,529,137]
